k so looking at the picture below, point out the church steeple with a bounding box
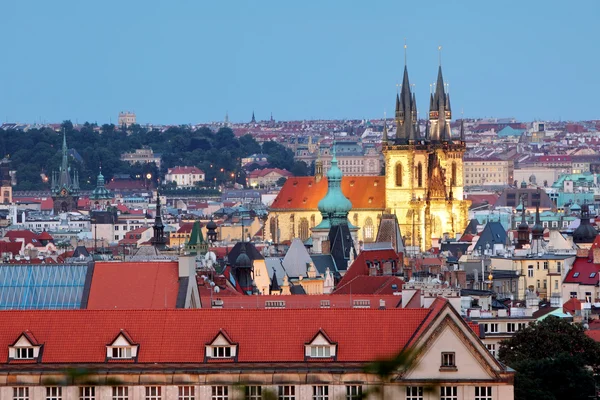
[395,66,418,144]
[429,64,452,142]
[152,191,166,249]
[251,111,256,124]
[382,112,388,144]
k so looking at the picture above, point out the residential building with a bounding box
[0,298,515,399]
[165,166,205,187]
[464,157,514,187]
[247,168,292,187]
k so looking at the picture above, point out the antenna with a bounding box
[438,45,442,66]
[404,38,407,66]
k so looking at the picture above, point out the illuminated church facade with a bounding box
[268,62,470,251]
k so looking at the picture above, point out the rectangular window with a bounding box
[570,292,578,298]
[145,386,161,400]
[178,386,195,400]
[245,386,262,400]
[312,386,328,400]
[406,386,423,400]
[112,387,128,400]
[489,323,498,333]
[475,386,493,400]
[440,386,458,400]
[543,261,549,270]
[441,352,455,367]
[507,323,515,333]
[278,386,295,400]
[46,387,62,400]
[212,346,232,358]
[557,262,562,273]
[111,347,132,359]
[586,292,592,303]
[79,387,95,400]
[345,385,362,400]
[310,346,331,358]
[15,347,34,359]
[486,344,496,357]
[528,267,534,278]
[212,386,228,400]
[13,387,29,400]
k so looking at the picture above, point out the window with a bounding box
[543,261,549,270]
[528,266,534,278]
[573,272,580,278]
[310,346,331,358]
[590,273,596,278]
[111,347,132,359]
[557,262,562,273]
[507,323,515,333]
[145,386,161,400]
[417,162,423,187]
[555,281,558,290]
[440,386,457,400]
[13,387,29,400]
[212,386,228,400]
[46,387,62,400]
[278,386,295,400]
[320,300,330,308]
[486,344,496,357]
[537,280,540,289]
[406,386,423,400]
[112,387,128,400]
[245,386,262,400]
[475,386,493,400]
[213,346,232,358]
[441,352,456,368]
[570,292,578,298]
[586,292,592,303]
[79,387,95,400]
[178,386,195,400]
[396,163,403,187]
[346,386,362,400]
[363,217,374,241]
[489,323,498,333]
[312,386,328,400]
[15,347,34,359]
[298,218,309,241]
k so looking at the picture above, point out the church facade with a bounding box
[268,62,470,251]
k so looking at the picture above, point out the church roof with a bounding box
[270,176,385,210]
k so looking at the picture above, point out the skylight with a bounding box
[573,272,580,277]
[590,273,596,278]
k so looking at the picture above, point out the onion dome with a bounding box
[317,148,352,216]
[520,180,527,188]
[235,243,252,268]
[531,204,544,239]
[573,203,598,244]
[206,217,217,230]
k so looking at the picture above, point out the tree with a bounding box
[498,317,600,400]
[291,161,309,177]
[276,177,287,187]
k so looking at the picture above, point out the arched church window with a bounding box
[395,163,403,187]
[269,217,277,242]
[290,214,295,238]
[417,163,423,188]
[451,162,457,186]
[364,217,374,241]
[299,218,309,241]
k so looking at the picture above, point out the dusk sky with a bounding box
[0,1,597,125]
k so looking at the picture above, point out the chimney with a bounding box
[178,254,195,278]
[379,299,386,309]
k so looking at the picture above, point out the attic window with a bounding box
[303,198,308,204]
[293,181,298,186]
[591,273,597,278]
[106,331,138,360]
[206,331,237,360]
[368,197,373,204]
[15,347,34,359]
[8,332,42,361]
[373,180,378,187]
[350,180,355,187]
[573,272,580,277]
[305,330,337,360]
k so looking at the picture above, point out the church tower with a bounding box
[383,55,470,251]
[51,130,80,214]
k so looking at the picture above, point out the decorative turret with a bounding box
[90,165,113,206]
[206,217,218,243]
[51,129,80,213]
[532,203,544,240]
[573,203,598,244]
[185,220,208,256]
[395,66,419,144]
[517,196,530,248]
[151,191,166,249]
[382,113,388,144]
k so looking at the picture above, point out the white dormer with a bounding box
[106,330,138,360]
[205,330,237,360]
[9,331,42,361]
[305,330,337,360]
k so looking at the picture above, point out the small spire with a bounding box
[382,111,388,143]
[460,118,465,141]
[438,45,442,66]
[404,38,407,66]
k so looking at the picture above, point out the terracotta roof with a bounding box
[271,176,385,210]
[336,249,400,289]
[563,257,600,285]
[247,168,292,178]
[201,294,402,309]
[87,261,180,309]
[0,308,431,364]
[37,230,53,241]
[40,198,54,211]
[333,276,404,295]
[0,241,23,255]
[586,330,600,342]
[563,297,583,315]
[4,230,41,246]
[176,223,195,234]
[167,166,204,175]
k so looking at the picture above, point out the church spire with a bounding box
[429,61,452,142]
[152,190,166,249]
[251,111,256,123]
[395,65,417,143]
[382,112,388,143]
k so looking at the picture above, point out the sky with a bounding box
[0,1,598,125]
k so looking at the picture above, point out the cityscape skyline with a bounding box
[1,1,598,124]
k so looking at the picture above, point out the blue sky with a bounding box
[0,1,597,124]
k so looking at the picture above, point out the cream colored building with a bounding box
[120,147,161,168]
[464,157,514,187]
[165,166,205,187]
[118,111,136,127]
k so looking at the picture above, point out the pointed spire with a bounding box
[460,118,465,141]
[395,65,416,143]
[251,111,256,123]
[382,112,388,143]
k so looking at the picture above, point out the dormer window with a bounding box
[305,329,337,360]
[106,330,138,360]
[205,330,237,361]
[8,331,42,362]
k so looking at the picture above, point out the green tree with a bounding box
[498,317,600,400]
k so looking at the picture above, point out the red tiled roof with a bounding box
[40,197,54,211]
[271,176,385,210]
[563,297,583,315]
[37,230,53,241]
[0,308,431,364]
[563,257,600,285]
[465,194,499,207]
[3,230,41,246]
[247,168,292,178]
[586,330,600,342]
[201,294,402,309]
[87,261,180,309]
[167,166,204,175]
[333,276,404,295]
[336,249,400,289]
[0,240,23,255]
[177,223,194,234]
